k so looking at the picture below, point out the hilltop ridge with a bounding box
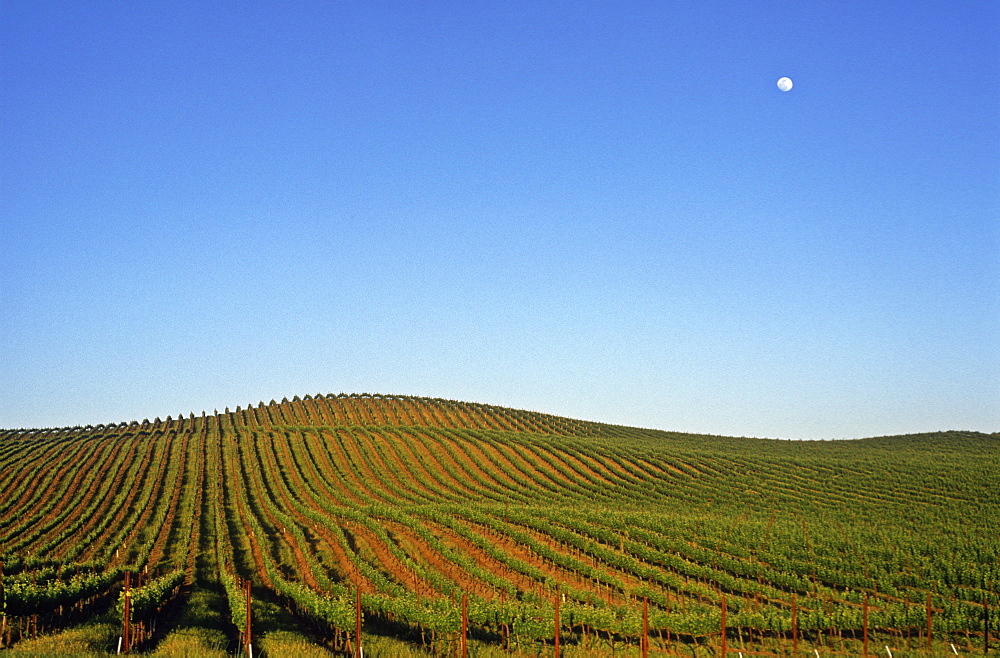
[4,392,995,447]
[2,393,611,437]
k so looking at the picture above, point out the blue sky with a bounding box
[2,1,997,438]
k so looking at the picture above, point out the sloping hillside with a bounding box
[0,394,997,655]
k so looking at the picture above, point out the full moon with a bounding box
[777,77,793,92]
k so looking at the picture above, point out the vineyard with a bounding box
[0,393,997,656]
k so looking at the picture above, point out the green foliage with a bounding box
[0,396,996,654]
[2,568,121,617]
[116,569,185,622]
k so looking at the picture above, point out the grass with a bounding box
[149,588,230,657]
[1,614,118,657]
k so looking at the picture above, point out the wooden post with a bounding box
[984,595,990,655]
[0,559,7,650]
[501,589,508,651]
[123,571,131,654]
[863,593,869,658]
[236,578,244,648]
[926,593,932,653]
[554,595,560,658]
[461,592,468,658]
[721,595,727,657]
[792,593,798,654]
[245,579,252,654]
[642,597,649,658]
[355,587,362,658]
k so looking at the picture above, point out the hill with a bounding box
[0,394,997,656]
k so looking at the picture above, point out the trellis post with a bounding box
[354,587,362,658]
[123,571,131,654]
[926,593,932,652]
[863,592,870,657]
[642,597,649,658]
[245,579,252,655]
[792,593,798,654]
[721,595,727,656]
[554,595,560,657]
[461,592,468,658]
[984,595,990,655]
